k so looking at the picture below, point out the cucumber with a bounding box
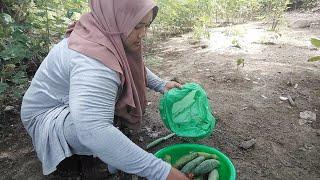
[146,133,175,149]
[208,169,219,180]
[181,156,206,173]
[173,152,198,169]
[193,159,220,175]
[197,152,218,159]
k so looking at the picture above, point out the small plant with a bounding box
[308,38,320,62]
[259,0,290,31]
[236,58,245,68]
[232,38,241,48]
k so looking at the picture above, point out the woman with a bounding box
[21,0,188,179]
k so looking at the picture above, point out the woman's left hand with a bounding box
[164,81,182,92]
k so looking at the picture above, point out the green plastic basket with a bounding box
[155,144,236,180]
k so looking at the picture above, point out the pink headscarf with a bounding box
[66,0,158,129]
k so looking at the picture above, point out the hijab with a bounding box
[66,0,158,129]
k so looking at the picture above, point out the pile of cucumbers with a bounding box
[163,152,220,180]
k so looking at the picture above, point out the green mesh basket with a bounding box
[159,83,215,139]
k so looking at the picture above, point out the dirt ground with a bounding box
[1,12,320,180]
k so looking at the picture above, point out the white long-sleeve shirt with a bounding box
[21,38,171,179]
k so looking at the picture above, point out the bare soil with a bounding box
[1,12,320,180]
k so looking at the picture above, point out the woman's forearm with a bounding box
[146,67,168,93]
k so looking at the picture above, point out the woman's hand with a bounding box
[164,81,182,92]
[166,167,190,180]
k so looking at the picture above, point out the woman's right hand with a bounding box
[166,167,190,180]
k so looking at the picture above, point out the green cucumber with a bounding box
[173,152,198,169]
[193,159,220,175]
[197,152,218,159]
[181,156,206,173]
[146,133,175,149]
[208,169,219,180]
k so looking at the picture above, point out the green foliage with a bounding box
[311,38,320,48]
[214,0,260,23]
[236,58,245,67]
[232,38,241,48]
[0,83,9,94]
[0,0,87,103]
[258,0,290,30]
[153,0,288,39]
[309,38,320,62]
[153,0,215,38]
[308,56,320,62]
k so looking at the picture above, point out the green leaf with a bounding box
[0,83,9,94]
[66,10,74,19]
[311,38,320,48]
[0,44,29,62]
[36,12,46,17]
[12,71,28,85]
[237,58,245,66]
[308,56,320,62]
[1,13,13,24]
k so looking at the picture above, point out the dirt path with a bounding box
[143,18,320,180]
[1,13,320,180]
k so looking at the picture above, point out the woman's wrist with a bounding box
[166,167,189,180]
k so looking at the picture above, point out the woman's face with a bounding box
[124,10,153,53]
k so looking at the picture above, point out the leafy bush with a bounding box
[258,0,290,30]
[0,0,87,104]
[153,0,289,38]
[153,0,214,38]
